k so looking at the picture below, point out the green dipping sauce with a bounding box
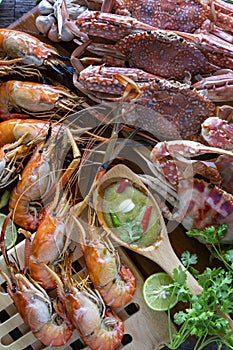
[102,180,160,247]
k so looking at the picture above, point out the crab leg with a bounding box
[177,30,233,59]
[69,10,158,41]
[151,140,233,162]
[193,69,233,102]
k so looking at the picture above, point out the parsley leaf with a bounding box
[181,251,197,268]
[165,236,233,350]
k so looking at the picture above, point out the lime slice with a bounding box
[0,213,17,251]
[143,272,178,311]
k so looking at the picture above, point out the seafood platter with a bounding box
[1,0,233,349]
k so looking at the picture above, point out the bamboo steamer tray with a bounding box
[0,5,220,350]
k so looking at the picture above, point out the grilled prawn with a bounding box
[48,263,124,350]
[0,215,74,347]
[0,80,82,120]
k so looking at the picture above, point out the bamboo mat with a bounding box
[0,0,35,27]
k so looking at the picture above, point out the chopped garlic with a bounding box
[118,199,135,213]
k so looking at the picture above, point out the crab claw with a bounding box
[201,117,233,150]
[151,139,233,163]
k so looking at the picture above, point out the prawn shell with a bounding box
[0,29,58,65]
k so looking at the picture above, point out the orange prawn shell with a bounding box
[0,29,58,64]
[0,118,55,147]
[0,81,76,119]
[59,285,124,350]
[82,308,124,350]
[9,143,45,230]
[29,213,66,289]
[81,242,117,288]
[6,275,74,347]
[81,242,136,308]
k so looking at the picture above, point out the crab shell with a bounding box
[72,10,233,80]
[112,0,209,32]
[114,30,220,81]
[84,29,222,81]
[127,79,216,140]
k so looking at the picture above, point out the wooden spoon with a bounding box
[93,164,202,295]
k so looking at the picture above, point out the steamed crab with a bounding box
[138,125,233,243]
[67,0,233,35]
[71,62,220,140]
[68,10,233,81]
[103,0,233,34]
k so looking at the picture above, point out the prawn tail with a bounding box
[83,308,124,350]
[35,316,74,347]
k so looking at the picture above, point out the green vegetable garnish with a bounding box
[155,225,233,350]
[0,190,10,209]
[109,212,120,227]
[187,224,233,272]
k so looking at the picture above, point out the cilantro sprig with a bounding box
[165,247,233,350]
[187,224,233,273]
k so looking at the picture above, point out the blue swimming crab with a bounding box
[71,63,218,140]
[140,127,233,243]
[67,9,233,81]
[103,0,233,34]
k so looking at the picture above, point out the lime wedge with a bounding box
[143,272,178,311]
[0,213,17,251]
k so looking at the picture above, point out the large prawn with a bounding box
[8,125,80,230]
[0,118,61,188]
[0,28,72,75]
[0,214,74,347]
[28,184,78,289]
[0,80,83,120]
[48,260,124,350]
[75,212,136,308]
[0,118,59,147]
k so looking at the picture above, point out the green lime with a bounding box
[143,272,178,311]
[0,213,17,251]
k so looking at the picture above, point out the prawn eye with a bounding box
[65,289,69,295]
[209,183,215,189]
[11,287,17,293]
[3,148,8,153]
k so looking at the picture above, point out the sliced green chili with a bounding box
[109,211,120,227]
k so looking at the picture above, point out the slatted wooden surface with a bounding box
[0,0,35,28]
